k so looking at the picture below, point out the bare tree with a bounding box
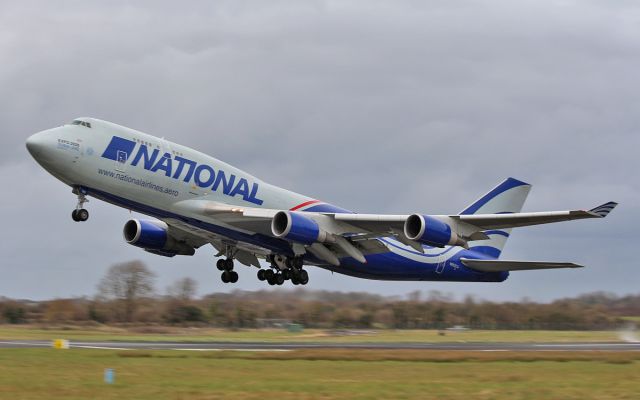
[98,260,155,322]
[167,277,197,302]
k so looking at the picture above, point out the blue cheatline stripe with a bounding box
[379,238,458,258]
[459,177,530,215]
[482,230,510,237]
[468,246,501,258]
[304,203,354,214]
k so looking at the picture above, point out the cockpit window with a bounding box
[71,120,92,128]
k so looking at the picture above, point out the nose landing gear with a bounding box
[71,189,89,222]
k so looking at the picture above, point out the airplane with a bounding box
[25,117,617,286]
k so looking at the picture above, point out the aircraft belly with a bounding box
[320,251,509,282]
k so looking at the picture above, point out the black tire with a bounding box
[229,271,239,283]
[276,274,285,285]
[265,269,275,281]
[291,276,300,285]
[224,259,234,271]
[257,269,266,281]
[216,259,226,271]
[77,209,89,221]
[282,269,291,280]
[71,210,80,222]
[221,271,229,283]
[294,257,303,269]
[267,275,276,285]
[299,269,309,285]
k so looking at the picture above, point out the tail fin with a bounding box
[460,177,532,258]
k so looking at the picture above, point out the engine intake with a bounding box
[123,219,195,256]
[271,211,327,244]
[404,214,459,247]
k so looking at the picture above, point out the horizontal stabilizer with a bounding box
[460,258,584,272]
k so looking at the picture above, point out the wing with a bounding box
[333,202,617,239]
[451,202,618,230]
[167,198,617,265]
[461,258,584,272]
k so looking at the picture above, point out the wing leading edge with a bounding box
[451,201,618,230]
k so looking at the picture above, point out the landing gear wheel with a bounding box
[291,276,300,285]
[294,257,303,269]
[267,275,276,285]
[77,209,89,221]
[221,271,230,283]
[257,269,266,281]
[299,269,309,285]
[71,209,89,222]
[282,269,291,280]
[275,274,285,285]
[265,269,275,281]
[216,259,226,271]
[228,270,238,283]
[223,259,234,271]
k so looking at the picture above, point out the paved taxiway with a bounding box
[0,340,638,351]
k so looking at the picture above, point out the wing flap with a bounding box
[460,258,584,272]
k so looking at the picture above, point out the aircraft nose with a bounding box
[26,132,45,157]
[26,130,55,163]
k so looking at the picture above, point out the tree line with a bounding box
[0,261,637,330]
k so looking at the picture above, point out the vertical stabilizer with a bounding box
[460,178,532,258]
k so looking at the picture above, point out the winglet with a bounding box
[588,202,618,218]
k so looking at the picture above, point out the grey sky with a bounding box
[2,0,637,301]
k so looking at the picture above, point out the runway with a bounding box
[0,340,639,351]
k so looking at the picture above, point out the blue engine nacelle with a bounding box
[271,211,327,245]
[123,219,195,256]
[404,214,459,247]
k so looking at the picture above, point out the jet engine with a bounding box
[404,214,460,247]
[123,219,195,256]
[271,211,329,244]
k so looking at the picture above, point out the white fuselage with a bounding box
[27,118,318,217]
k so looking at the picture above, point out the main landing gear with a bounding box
[217,245,238,283]
[256,255,309,286]
[71,189,89,222]
[217,258,238,283]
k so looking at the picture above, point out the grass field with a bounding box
[0,348,638,399]
[0,325,628,343]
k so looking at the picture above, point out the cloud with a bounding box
[1,0,638,300]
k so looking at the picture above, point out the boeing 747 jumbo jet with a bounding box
[26,118,617,286]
